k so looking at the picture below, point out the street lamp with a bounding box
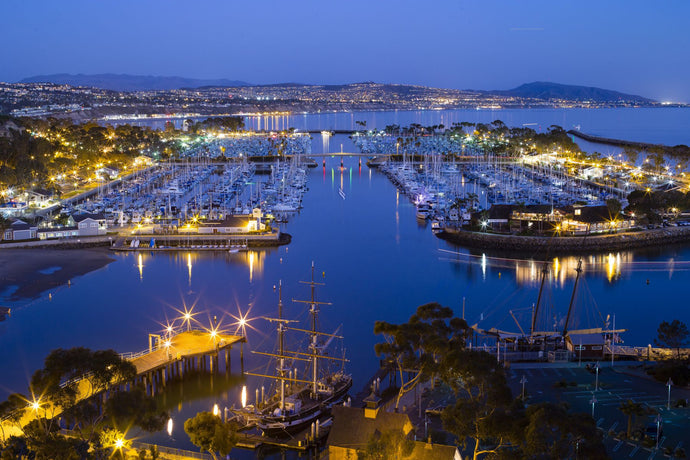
[667,378,673,410]
[520,375,528,400]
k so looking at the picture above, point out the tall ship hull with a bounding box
[238,264,352,438]
[256,374,352,437]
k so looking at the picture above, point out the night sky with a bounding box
[2,0,689,102]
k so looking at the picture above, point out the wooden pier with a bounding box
[122,329,246,397]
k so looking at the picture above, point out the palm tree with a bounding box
[618,399,645,438]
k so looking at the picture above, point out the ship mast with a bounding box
[278,281,286,412]
[562,258,583,337]
[293,262,331,399]
[530,263,549,336]
[255,280,298,414]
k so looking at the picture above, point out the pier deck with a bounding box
[129,330,244,375]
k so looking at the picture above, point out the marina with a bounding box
[1,120,690,458]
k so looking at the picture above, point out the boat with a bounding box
[239,264,352,437]
[416,203,432,220]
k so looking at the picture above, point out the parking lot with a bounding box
[507,362,690,459]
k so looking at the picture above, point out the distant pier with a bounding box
[111,231,290,251]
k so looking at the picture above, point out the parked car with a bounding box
[645,421,663,440]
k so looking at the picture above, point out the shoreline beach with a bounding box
[0,248,116,301]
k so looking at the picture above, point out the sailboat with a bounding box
[240,264,352,437]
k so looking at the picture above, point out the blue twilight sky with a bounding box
[1,0,689,102]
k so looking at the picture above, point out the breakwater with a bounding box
[438,226,690,255]
[568,130,690,152]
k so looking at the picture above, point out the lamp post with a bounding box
[667,378,673,410]
[520,375,528,400]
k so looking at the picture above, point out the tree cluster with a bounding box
[626,189,690,223]
[188,116,245,134]
[0,347,166,459]
[0,116,180,193]
[374,303,607,460]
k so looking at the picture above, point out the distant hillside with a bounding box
[19,74,250,91]
[488,81,655,103]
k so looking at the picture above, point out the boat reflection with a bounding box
[126,250,268,287]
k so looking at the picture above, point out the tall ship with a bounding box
[471,257,625,355]
[239,263,352,437]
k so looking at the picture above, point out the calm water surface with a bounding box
[1,132,690,455]
[117,107,690,146]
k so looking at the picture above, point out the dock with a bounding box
[121,329,246,397]
[111,231,289,251]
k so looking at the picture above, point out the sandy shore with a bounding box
[0,248,116,301]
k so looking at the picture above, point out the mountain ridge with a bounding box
[487,81,654,103]
[16,74,655,104]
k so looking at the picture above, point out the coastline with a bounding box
[0,248,116,301]
[437,226,690,255]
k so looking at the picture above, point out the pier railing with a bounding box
[119,347,155,360]
[131,441,212,460]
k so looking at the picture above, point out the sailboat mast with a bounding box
[563,258,583,337]
[531,264,548,336]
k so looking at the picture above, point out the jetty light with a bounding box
[231,307,257,336]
